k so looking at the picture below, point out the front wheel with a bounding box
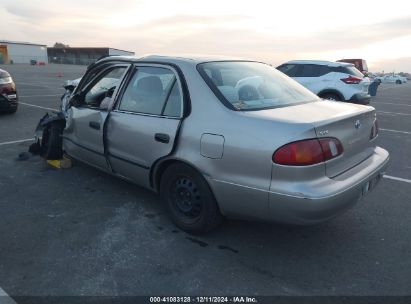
[160,163,223,233]
[396,80,402,84]
[320,93,341,101]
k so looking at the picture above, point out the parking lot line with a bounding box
[19,94,61,98]
[375,97,410,101]
[380,128,411,135]
[17,82,57,88]
[0,286,17,304]
[377,111,411,116]
[373,102,411,107]
[377,86,404,91]
[0,138,33,146]
[384,175,411,184]
[19,102,57,111]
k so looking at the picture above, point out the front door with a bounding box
[106,65,184,188]
[63,65,129,170]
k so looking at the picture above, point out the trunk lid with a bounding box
[246,100,376,177]
[312,103,375,177]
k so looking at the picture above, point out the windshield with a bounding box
[198,61,319,111]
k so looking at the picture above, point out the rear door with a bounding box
[295,64,334,94]
[106,64,184,188]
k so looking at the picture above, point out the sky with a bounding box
[1,0,410,72]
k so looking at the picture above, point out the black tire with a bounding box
[396,80,402,84]
[160,163,223,233]
[41,121,65,160]
[320,93,341,101]
[6,105,17,114]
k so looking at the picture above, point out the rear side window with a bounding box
[118,66,182,116]
[277,64,301,77]
[198,61,319,111]
[299,64,331,77]
[163,82,182,117]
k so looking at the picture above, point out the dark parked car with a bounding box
[0,68,18,113]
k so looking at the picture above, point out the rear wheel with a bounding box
[41,121,65,160]
[396,80,402,84]
[160,163,223,233]
[320,93,341,101]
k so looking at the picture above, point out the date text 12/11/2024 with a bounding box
[149,296,258,303]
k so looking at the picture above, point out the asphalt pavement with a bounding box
[0,64,410,298]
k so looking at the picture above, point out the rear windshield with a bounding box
[0,69,10,78]
[197,61,319,111]
[340,66,364,78]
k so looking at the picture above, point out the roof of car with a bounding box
[284,60,353,67]
[97,54,253,65]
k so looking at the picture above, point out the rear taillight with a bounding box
[370,119,379,139]
[341,75,362,84]
[318,138,344,161]
[273,138,343,166]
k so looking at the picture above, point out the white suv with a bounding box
[277,60,371,104]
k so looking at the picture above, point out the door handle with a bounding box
[155,133,170,143]
[89,121,100,130]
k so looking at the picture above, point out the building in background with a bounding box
[0,40,48,64]
[47,47,135,65]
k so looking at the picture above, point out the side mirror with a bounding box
[64,84,76,92]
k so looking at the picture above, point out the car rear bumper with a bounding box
[348,93,371,105]
[208,147,389,224]
[268,146,389,224]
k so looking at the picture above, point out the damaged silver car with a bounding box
[37,55,389,233]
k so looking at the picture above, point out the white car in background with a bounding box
[375,75,407,84]
[277,60,371,105]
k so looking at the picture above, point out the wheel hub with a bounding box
[171,177,202,218]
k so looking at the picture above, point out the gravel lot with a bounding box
[0,64,410,299]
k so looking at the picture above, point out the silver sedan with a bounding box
[41,55,389,233]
